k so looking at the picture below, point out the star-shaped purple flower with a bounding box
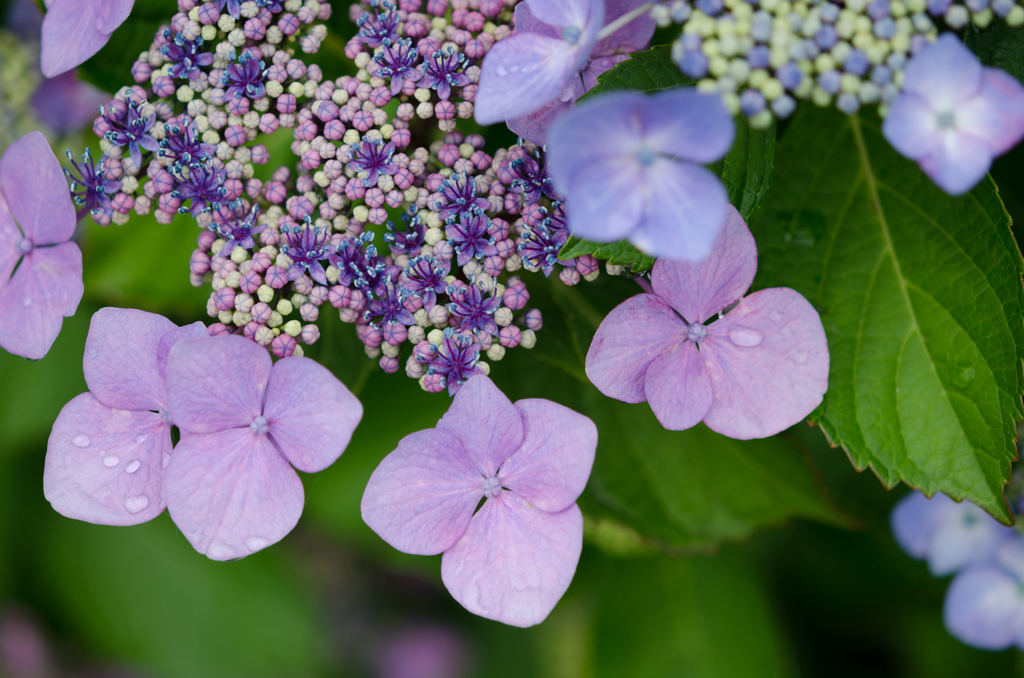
[361,375,596,627]
[428,334,484,396]
[506,0,656,145]
[159,116,218,166]
[161,32,214,81]
[358,4,401,47]
[547,89,734,261]
[373,38,423,97]
[435,173,490,222]
[102,98,159,168]
[519,203,571,277]
[223,52,267,101]
[40,0,135,78]
[882,34,1024,195]
[65,148,120,221]
[212,205,265,259]
[348,136,398,188]
[586,206,829,438]
[365,281,416,328]
[402,255,450,309]
[0,132,84,359]
[475,0,604,125]
[447,282,501,335]
[447,210,498,266]
[171,162,227,216]
[418,47,470,102]
[384,212,426,256]
[164,336,363,560]
[281,219,332,285]
[44,308,207,525]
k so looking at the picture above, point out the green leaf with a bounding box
[578,395,849,552]
[78,0,179,94]
[40,514,327,678]
[562,46,777,268]
[965,19,1024,82]
[594,553,796,678]
[747,105,1024,523]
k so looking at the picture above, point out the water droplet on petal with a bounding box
[125,460,141,474]
[103,456,119,467]
[72,434,91,448]
[789,348,809,365]
[135,433,147,443]
[207,540,234,559]
[245,536,270,551]
[496,65,508,76]
[728,327,764,347]
[769,310,783,323]
[125,495,149,514]
[22,297,33,308]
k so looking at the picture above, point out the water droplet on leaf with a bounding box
[125,460,141,474]
[71,434,91,448]
[103,456,119,467]
[125,495,149,514]
[728,327,764,347]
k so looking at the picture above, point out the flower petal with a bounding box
[918,130,993,196]
[644,340,714,431]
[40,0,134,78]
[0,243,83,360]
[630,160,728,261]
[0,190,20,286]
[595,0,655,53]
[361,428,483,555]
[164,427,304,560]
[514,0,561,38]
[0,131,77,245]
[262,356,363,473]
[882,92,939,161]
[642,89,735,164]
[956,67,1024,156]
[44,393,170,525]
[701,288,829,439]
[441,495,582,627]
[83,307,177,411]
[651,205,756,324]
[525,0,602,32]
[507,98,572,147]
[165,336,270,434]
[498,399,597,513]
[156,321,209,381]
[890,490,942,560]
[944,562,1024,651]
[436,375,524,477]
[903,33,982,111]
[475,34,582,125]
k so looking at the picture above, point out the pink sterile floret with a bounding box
[585,204,829,439]
[164,336,363,560]
[44,308,207,525]
[361,375,597,627]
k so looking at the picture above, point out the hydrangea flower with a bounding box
[0,131,84,359]
[361,375,597,627]
[882,34,1024,195]
[164,336,362,560]
[891,490,1013,576]
[586,206,829,438]
[40,0,135,78]
[944,537,1024,650]
[547,89,734,261]
[507,0,656,145]
[475,0,604,125]
[44,308,206,525]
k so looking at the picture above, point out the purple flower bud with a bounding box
[524,309,542,331]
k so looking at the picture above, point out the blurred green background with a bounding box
[3,0,1024,676]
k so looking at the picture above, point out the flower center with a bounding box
[15,238,33,256]
[635,147,658,166]
[687,322,707,343]
[482,475,502,498]
[936,110,956,130]
[561,26,581,43]
[250,415,269,435]
[158,408,172,426]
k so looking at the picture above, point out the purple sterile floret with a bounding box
[40,0,134,78]
[223,52,267,101]
[447,283,501,335]
[281,219,332,285]
[159,117,218,166]
[365,281,416,327]
[213,0,242,18]
[402,255,450,309]
[360,375,597,626]
[358,4,401,47]
[102,98,159,168]
[435,173,490,221]
[161,31,214,81]
[585,205,830,438]
[373,38,423,96]
[212,205,265,259]
[171,162,228,216]
[882,34,1024,195]
[385,211,427,255]
[519,204,571,277]
[64,148,120,220]
[348,136,399,187]
[419,47,470,101]
[447,210,498,266]
[509,146,558,204]
[944,537,1024,651]
[427,334,485,396]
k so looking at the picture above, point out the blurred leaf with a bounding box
[40,514,327,678]
[581,45,692,100]
[77,0,178,94]
[559,237,656,274]
[965,19,1024,82]
[708,116,777,220]
[594,553,795,678]
[748,105,1024,523]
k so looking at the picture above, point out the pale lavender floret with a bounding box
[585,205,829,438]
[475,0,605,126]
[890,490,1012,576]
[43,308,207,526]
[0,132,84,360]
[40,0,135,78]
[164,336,363,560]
[505,0,657,145]
[882,34,1024,195]
[547,89,734,261]
[360,375,597,627]
[944,537,1024,650]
